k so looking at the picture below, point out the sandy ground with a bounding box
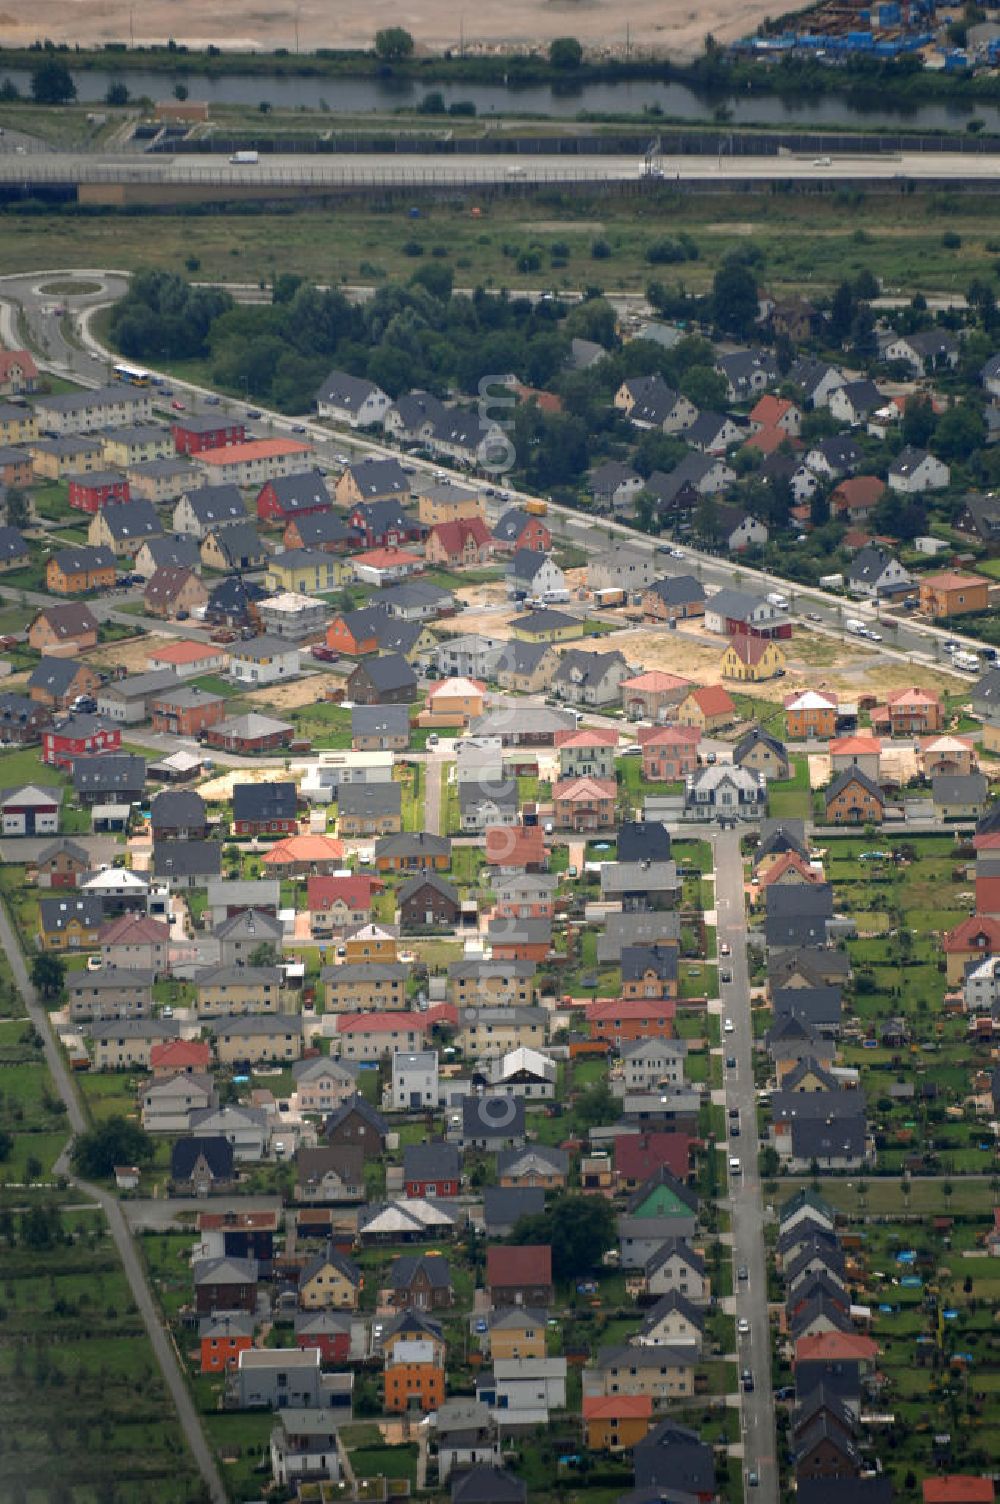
[243,671,328,712]
[198,767,299,801]
[0,0,768,57]
[86,635,169,675]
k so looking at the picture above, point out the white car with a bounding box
[738,1318,751,1335]
[720,942,731,956]
[724,1018,734,1033]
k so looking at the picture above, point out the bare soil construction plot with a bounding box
[0,0,772,58]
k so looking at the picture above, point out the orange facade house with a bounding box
[824,768,885,825]
[45,547,116,596]
[199,1315,254,1374]
[586,997,676,1046]
[784,689,838,740]
[383,1342,445,1414]
[325,612,380,657]
[918,570,989,619]
[582,1395,654,1452]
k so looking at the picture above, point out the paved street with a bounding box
[714,826,777,1504]
[0,268,986,679]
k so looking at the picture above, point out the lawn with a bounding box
[6,186,1000,303]
[0,1057,200,1504]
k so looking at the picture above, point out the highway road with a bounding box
[3,147,1000,187]
[714,825,777,1504]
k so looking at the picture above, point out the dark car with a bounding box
[741,1369,754,1392]
[737,1265,749,1281]
[720,969,732,985]
[726,1055,737,1069]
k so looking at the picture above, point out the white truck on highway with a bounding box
[229,150,259,165]
[845,618,867,636]
[952,651,980,672]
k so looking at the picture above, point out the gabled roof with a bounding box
[486,1244,551,1286]
[31,602,98,640]
[683,684,736,718]
[179,483,247,524]
[352,652,418,694]
[101,498,161,540]
[171,1136,235,1181]
[825,766,884,805]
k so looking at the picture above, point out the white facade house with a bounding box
[620,1037,688,1094]
[391,1049,440,1110]
[485,1357,567,1416]
[194,441,313,489]
[964,955,1000,1014]
[887,447,951,495]
[295,750,395,804]
[228,636,301,686]
[316,370,390,428]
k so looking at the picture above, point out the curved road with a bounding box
[0,896,227,1503]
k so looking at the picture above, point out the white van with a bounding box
[729,1157,742,1174]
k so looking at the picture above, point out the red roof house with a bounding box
[831,475,885,519]
[150,1039,212,1076]
[923,1481,995,1504]
[614,1132,695,1188]
[486,1245,554,1306]
[794,1332,878,1366]
[424,516,493,569]
[586,997,677,1045]
[484,822,547,872]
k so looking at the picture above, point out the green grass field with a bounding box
[7,187,1000,297]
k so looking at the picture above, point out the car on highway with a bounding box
[738,1318,750,1335]
[203,395,220,405]
[246,407,262,418]
[868,630,883,642]
[334,452,350,465]
[670,547,685,558]
[292,424,307,433]
[737,1265,749,1281]
[171,399,186,411]
[807,611,823,622]
[724,1017,734,1033]
[720,941,731,956]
